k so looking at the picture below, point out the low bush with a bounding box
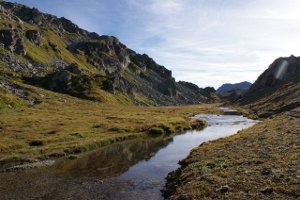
[158,123,176,135]
[190,119,207,130]
[147,127,165,136]
[29,140,44,146]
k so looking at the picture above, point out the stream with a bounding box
[0,110,258,200]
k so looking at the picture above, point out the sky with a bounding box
[6,0,300,88]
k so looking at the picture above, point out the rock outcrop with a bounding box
[25,30,42,46]
[0,29,26,55]
[0,2,88,36]
[26,63,97,99]
[236,55,300,117]
[248,55,300,93]
[0,1,216,106]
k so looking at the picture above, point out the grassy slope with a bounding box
[1,12,135,104]
[237,81,300,118]
[0,7,220,169]
[0,81,220,168]
[164,110,300,200]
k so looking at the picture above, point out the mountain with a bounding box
[0,1,216,107]
[217,81,252,94]
[237,55,300,117]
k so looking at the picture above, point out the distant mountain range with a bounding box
[216,81,252,94]
[0,1,217,108]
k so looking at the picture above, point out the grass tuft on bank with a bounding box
[0,86,221,169]
[163,112,300,200]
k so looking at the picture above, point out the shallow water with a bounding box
[0,114,258,200]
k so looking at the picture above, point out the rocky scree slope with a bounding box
[0,1,216,107]
[236,55,300,117]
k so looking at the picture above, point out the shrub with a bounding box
[158,123,175,135]
[108,126,133,133]
[45,130,56,135]
[190,119,207,130]
[147,127,165,136]
[64,146,86,154]
[29,140,44,146]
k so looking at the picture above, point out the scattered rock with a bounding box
[1,52,44,74]
[261,168,272,176]
[0,81,27,99]
[216,185,230,193]
[0,29,26,55]
[260,187,274,194]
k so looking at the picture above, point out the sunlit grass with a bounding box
[0,83,221,166]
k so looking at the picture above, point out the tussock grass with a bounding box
[0,84,221,167]
[164,113,300,200]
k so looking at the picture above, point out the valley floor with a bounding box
[163,108,300,200]
[0,96,220,170]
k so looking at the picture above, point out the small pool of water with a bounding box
[0,114,258,200]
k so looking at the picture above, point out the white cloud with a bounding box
[122,0,300,88]
[10,0,300,88]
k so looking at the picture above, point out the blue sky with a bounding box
[7,0,300,88]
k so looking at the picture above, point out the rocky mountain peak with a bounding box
[249,55,300,93]
[0,0,216,106]
[0,1,88,36]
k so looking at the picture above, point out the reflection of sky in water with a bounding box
[1,114,258,200]
[115,115,258,199]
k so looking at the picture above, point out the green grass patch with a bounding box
[190,119,207,130]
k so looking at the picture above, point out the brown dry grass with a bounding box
[164,111,300,200]
[0,85,221,168]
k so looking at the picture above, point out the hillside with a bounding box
[217,81,252,94]
[163,111,300,200]
[163,55,300,199]
[237,55,300,117]
[0,1,215,108]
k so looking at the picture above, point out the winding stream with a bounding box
[0,111,258,200]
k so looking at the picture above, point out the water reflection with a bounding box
[0,114,258,200]
[51,137,173,179]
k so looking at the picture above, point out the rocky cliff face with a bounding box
[237,55,300,117]
[248,55,300,94]
[0,1,215,106]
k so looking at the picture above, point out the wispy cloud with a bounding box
[8,0,300,88]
